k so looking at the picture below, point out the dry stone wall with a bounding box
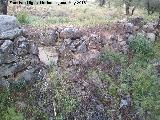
[0,15,47,90]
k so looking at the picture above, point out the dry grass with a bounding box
[8,3,159,28]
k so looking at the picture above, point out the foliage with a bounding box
[121,60,160,119]
[3,107,24,120]
[50,67,78,120]
[0,90,11,119]
[101,49,127,64]
[0,90,24,120]
[128,34,155,62]
[46,17,71,24]
[22,92,49,120]
[122,34,160,119]
[100,34,160,119]
[131,64,160,119]
[30,107,49,120]
[142,0,160,15]
[107,0,160,16]
[97,70,112,83]
[17,10,30,24]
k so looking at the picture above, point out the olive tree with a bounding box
[142,0,160,27]
[109,0,140,15]
[117,0,160,16]
[142,0,160,15]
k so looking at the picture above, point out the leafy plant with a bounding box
[0,90,11,119]
[97,70,112,83]
[101,34,160,119]
[100,49,127,64]
[50,67,78,120]
[0,90,24,120]
[17,10,30,24]
[131,64,160,120]
[3,107,24,120]
[128,34,155,62]
[120,35,160,119]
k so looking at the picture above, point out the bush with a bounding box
[0,90,24,120]
[3,107,24,120]
[120,48,160,119]
[128,34,155,62]
[131,64,160,120]
[0,90,11,119]
[103,34,160,119]
[100,49,127,64]
[17,10,30,24]
[121,62,160,119]
[50,67,78,119]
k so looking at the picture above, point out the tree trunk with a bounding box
[146,0,155,15]
[2,0,7,14]
[108,1,111,8]
[131,6,135,16]
[99,0,106,7]
[157,15,160,29]
[0,0,8,14]
[125,5,130,15]
[159,15,160,26]
[125,0,133,15]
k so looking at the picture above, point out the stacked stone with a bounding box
[0,15,47,90]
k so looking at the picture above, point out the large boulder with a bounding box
[0,15,19,33]
[143,22,156,33]
[146,32,156,42]
[124,23,134,34]
[59,27,83,40]
[38,47,59,66]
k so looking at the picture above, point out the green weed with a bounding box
[50,67,78,120]
[128,34,155,63]
[0,90,24,120]
[100,49,127,65]
[17,10,30,24]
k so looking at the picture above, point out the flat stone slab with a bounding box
[38,47,58,66]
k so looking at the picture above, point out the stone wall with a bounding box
[0,15,47,90]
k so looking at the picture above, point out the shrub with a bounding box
[120,50,160,119]
[50,67,78,119]
[100,49,127,65]
[128,34,155,62]
[103,34,160,119]
[3,107,24,120]
[0,90,11,119]
[9,80,27,92]
[131,64,160,120]
[17,10,30,24]
[0,90,24,120]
